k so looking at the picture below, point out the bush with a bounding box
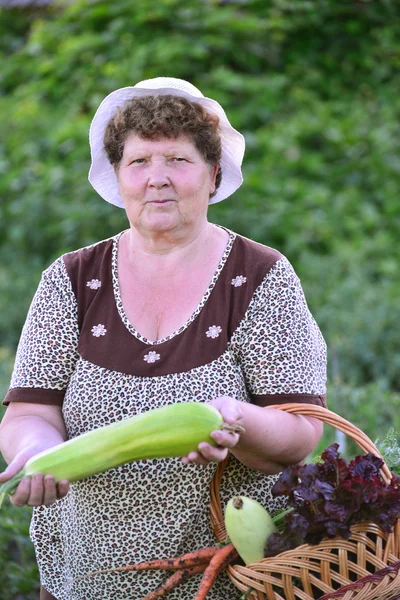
[1,0,399,393]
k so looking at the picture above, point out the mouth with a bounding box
[148,199,175,205]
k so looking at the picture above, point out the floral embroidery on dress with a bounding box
[206,325,222,339]
[144,351,161,363]
[86,279,102,290]
[91,324,107,337]
[231,275,247,287]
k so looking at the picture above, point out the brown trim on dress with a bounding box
[3,387,65,406]
[251,393,327,408]
[63,234,283,378]
[40,586,58,600]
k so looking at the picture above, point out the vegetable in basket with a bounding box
[224,441,400,564]
[264,443,400,557]
[224,496,278,564]
[0,401,228,507]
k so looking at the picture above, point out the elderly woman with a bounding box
[0,77,327,600]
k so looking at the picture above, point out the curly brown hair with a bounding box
[104,95,222,197]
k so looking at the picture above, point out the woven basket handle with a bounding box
[210,402,391,542]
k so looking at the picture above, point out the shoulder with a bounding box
[230,231,295,285]
[39,233,121,304]
[61,233,120,276]
[226,231,304,315]
[233,232,283,267]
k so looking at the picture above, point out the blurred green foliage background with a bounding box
[0,0,399,597]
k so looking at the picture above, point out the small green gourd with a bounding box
[225,496,278,564]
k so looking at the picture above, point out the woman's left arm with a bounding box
[182,255,326,471]
[182,395,322,473]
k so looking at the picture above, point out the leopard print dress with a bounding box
[4,228,327,600]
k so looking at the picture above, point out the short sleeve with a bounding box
[233,257,327,407]
[3,257,79,406]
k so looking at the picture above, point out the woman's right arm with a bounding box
[0,256,79,507]
[0,402,70,506]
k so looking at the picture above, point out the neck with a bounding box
[123,220,214,266]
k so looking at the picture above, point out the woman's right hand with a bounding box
[0,446,69,507]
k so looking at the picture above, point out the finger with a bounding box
[182,452,209,466]
[57,480,70,499]
[10,477,32,507]
[210,430,240,449]
[43,475,58,506]
[0,466,16,482]
[0,456,26,482]
[198,442,228,463]
[27,473,45,507]
[188,451,209,465]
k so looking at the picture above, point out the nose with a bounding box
[147,163,171,189]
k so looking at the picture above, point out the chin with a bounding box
[144,217,180,233]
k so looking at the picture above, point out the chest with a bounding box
[118,258,220,341]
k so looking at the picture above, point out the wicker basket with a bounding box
[209,403,400,600]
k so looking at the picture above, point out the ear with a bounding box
[209,164,219,194]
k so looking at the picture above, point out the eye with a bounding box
[171,157,186,162]
[131,158,146,164]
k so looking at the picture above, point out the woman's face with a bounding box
[115,133,218,236]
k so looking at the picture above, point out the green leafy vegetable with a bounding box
[375,428,400,477]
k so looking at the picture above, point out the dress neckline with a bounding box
[111,225,237,345]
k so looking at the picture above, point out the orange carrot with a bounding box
[134,547,220,571]
[193,543,238,600]
[81,546,220,579]
[142,564,206,600]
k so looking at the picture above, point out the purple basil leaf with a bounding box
[333,478,363,512]
[314,479,335,500]
[349,453,383,478]
[265,444,400,558]
[323,500,353,521]
[271,467,300,497]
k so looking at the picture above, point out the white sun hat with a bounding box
[88,76,245,207]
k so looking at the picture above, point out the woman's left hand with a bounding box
[181,396,245,466]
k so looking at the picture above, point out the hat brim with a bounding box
[88,85,245,207]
